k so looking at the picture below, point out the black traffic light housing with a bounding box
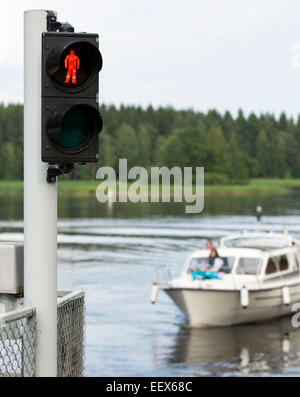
[42,29,103,170]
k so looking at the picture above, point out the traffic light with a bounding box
[42,25,103,176]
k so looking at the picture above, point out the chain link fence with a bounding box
[0,290,85,377]
[0,306,36,377]
[57,291,85,377]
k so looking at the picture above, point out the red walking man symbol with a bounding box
[64,50,80,84]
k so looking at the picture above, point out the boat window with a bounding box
[189,257,235,273]
[189,257,209,272]
[266,258,277,274]
[264,255,290,276]
[236,258,263,275]
[279,255,289,271]
[219,257,235,273]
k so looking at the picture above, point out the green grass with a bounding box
[205,179,300,195]
[0,178,299,196]
[0,181,23,193]
[58,180,99,195]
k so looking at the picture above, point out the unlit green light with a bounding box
[53,107,92,150]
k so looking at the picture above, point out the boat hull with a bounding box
[164,283,300,326]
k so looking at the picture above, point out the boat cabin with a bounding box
[184,233,300,287]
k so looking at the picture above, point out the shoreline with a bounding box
[0,178,298,197]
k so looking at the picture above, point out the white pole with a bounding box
[24,10,57,377]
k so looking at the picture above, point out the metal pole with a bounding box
[24,9,57,377]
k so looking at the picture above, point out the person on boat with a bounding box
[191,248,223,281]
[205,239,213,251]
[205,240,215,266]
[207,248,224,273]
[190,239,213,273]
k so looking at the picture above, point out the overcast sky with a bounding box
[2,0,300,118]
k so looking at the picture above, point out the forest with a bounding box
[0,103,299,184]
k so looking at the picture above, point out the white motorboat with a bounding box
[152,231,300,327]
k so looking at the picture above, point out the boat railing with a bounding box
[154,264,172,287]
[220,232,294,248]
[151,265,172,304]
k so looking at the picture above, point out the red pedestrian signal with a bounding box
[64,50,80,84]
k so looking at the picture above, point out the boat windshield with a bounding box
[189,256,235,274]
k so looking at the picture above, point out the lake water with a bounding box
[1,190,300,376]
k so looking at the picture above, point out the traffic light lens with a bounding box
[46,41,102,92]
[52,106,92,150]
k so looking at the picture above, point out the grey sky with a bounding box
[1,0,300,118]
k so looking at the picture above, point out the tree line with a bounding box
[0,103,300,184]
